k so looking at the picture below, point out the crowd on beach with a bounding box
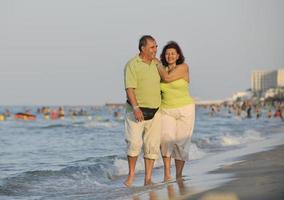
[0,106,89,121]
[206,100,284,120]
[0,105,124,121]
[1,100,282,122]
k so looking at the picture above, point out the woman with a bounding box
[156,41,195,181]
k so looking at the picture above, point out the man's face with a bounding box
[142,39,157,60]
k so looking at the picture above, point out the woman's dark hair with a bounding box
[160,41,185,66]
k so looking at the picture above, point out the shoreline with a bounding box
[185,144,284,200]
[130,143,284,200]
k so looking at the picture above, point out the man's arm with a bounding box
[126,88,144,122]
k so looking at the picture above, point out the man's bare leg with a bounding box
[124,156,138,187]
[162,156,172,181]
[175,159,185,179]
[144,158,155,185]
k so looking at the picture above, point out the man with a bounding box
[123,35,161,186]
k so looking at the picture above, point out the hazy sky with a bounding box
[0,0,283,105]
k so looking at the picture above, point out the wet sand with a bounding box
[185,144,284,200]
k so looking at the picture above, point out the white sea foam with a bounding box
[83,119,119,128]
[114,156,152,176]
[219,129,263,146]
[188,143,207,160]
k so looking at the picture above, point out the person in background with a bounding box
[247,105,252,118]
[267,109,273,118]
[156,41,195,181]
[274,107,283,120]
[58,107,65,119]
[123,35,161,186]
[50,109,58,120]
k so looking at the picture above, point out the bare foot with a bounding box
[176,175,183,181]
[164,175,173,182]
[144,179,154,186]
[124,175,135,187]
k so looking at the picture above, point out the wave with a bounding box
[188,143,207,160]
[194,129,264,150]
[219,130,263,146]
[40,124,72,129]
[0,163,118,196]
[1,117,121,130]
[82,119,121,129]
[0,144,207,196]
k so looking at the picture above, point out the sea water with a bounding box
[0,106,283,200]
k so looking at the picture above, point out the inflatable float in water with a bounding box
[15,113,36,120]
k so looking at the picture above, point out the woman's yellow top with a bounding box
[160,79,195,108]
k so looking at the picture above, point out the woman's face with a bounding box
[165,48,179,65]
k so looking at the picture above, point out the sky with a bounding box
[0,0,283,105]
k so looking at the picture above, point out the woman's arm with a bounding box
[156,63,188,83]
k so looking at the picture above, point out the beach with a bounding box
[131,138,284,200]
[1,105,284,200]
[185,144,284,200]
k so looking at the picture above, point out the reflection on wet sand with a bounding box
[133,178,193,200]
[166,179,190,199]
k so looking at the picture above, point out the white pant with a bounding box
[124,110,161,160]
[160,104,195,161]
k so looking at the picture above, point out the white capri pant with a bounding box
[124,110,161,160]
[160,104,195,161]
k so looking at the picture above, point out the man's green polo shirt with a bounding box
[124,55,161,108]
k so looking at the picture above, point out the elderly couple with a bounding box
[123,35,195,187]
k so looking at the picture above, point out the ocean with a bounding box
[0,105,284,200]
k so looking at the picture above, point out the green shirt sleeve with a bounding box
[124,62,137,89]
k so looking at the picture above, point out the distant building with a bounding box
[232,91,253,101]
[277,69,284,87]
[251,69,284,93]
[264,88,284,99]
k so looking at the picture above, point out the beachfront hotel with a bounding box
[251,69,284,93]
